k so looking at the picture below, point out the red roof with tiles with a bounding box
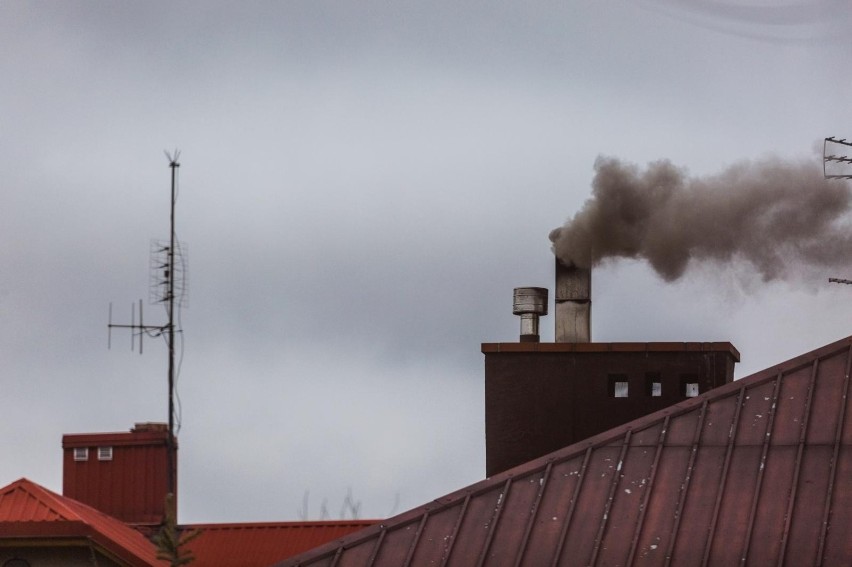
[276,334,852,566]
[0,478,166,566]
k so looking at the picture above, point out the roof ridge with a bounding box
[1,478,78,521]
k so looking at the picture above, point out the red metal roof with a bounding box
[183,521,375,566]
[277,334,852,566]
[0,480,374,567]
[0,478,166,566]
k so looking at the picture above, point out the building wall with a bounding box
[483,343,738,476]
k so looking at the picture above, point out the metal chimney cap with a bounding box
[513,287,549,316]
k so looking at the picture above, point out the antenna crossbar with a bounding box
[825,155,852,164]
[823,137,852,179]
[108,300,168,354]
[825,136,852,147]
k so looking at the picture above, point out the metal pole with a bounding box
[167,156,178,499]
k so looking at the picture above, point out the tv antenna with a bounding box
[823,137,852,287]
[108,150,186,499]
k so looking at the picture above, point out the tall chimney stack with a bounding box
[555,259,590,342]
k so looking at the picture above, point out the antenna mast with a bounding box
[108,151,185,500]
[166,150,178,501]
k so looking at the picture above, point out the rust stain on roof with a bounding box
[279,335,852,566]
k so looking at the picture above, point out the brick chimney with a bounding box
[483,261,739,477]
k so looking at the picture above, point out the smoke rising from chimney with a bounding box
[549,156,852,282]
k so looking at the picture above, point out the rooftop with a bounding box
[280,334,852,566]
[0,478,165,566]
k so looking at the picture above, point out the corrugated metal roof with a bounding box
[0,478,166,566]
[277,334,852,566]
[183,521,375,566]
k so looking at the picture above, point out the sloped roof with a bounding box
[0,478,165,567]
[277,334,852,566]
[183,520,375,566]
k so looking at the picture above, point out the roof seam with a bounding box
[551,447,591,567]
[626,415,670,566]
[664,398,709,567]
[439,494,468,567]
[815,344,852,565]
[739,370,783,564]
[777,358,819,566]
[365,527,385,567]
[513,462,552,567]
[700,385,746,567]
[329,545,342,567]
[589,429,632,565]
[402,509,430,567]
[476,478,512,567]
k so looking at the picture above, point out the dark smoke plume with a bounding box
[549,156,852,282]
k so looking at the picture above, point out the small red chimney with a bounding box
[62,423,175,526]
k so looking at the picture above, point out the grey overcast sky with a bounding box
[2,1,852,523]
